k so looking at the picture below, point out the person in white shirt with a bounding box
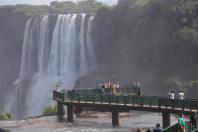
[55,84,61,92]
[168,91,175,99]
[178,91,184,100]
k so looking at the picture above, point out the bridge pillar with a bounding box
[112,109,119,127]
[67,105,74,122]
[57,102,65,121]
[57,102,65,115]
[74,106,83,113]
[162,112,170,129]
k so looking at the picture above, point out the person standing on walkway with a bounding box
[168,91,175,99]
[55,84,61,92]
[153,123,163,132]
[178,91,184,100]
[137,88,141,96]
[178,113,186,132]
[190,113,197,130]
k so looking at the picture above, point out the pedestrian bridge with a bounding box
[53,87,198,131]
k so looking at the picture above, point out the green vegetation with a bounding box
[9,0,110,16]
[43,105,57,115]
[92,0,198,96]
[176,27,198,44]
[1,0,198,96]
[13,5,52,16]
[0,113,13,120]
[130,0,151,8]
[167,0,198,44]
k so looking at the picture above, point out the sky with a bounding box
[0,0,118,5]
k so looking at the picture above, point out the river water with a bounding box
[0,111,179,132]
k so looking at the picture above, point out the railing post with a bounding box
[109,95,111,104]
[124,96,127,105]
[159,98,161,108]
[171,99,174,109]
[93,95,95,104]
[162,112,170,129]
[101,94,103,104]
[149,97,151,107]
[132,96,135,106]
[116,96,119,104]
[67,105,74,122]
[57,101,65,121]
[112,109,119,127]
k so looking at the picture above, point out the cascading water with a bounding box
[4,14,96,119]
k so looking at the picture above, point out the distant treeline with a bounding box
[0,0,111,16]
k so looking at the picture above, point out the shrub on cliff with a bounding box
[43,105,57,115]
[0,113,13,120]
[176,27,198,44]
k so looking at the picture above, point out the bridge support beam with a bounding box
[162,112,170,129]
[67,105,74,122]
[57,102,65,121]
[112,109,119,127]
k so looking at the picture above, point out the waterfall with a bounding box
[4,14,96,119]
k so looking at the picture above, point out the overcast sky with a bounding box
[0,0,118,5]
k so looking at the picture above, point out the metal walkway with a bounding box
[53,87,198,130]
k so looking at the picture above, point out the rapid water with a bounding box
[0,111,179,132]
[4,14,96,119]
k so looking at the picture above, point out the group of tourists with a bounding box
[168,90,185,100]
[99,80,143,95]
[136,112,197,132]
[100,81,120,94]
[135,112,197,132]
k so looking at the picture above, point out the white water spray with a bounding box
[5,14,96,119]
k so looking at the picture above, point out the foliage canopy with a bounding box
[10,0,110,16]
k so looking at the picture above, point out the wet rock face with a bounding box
[0,8,58,111]
[0,7,29,110]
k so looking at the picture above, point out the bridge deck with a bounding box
[53,90,198,115]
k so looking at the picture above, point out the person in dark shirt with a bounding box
[137,88,142,96]
[153,123,163,132]
[190,113,197,130]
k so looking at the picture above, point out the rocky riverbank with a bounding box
[0,111,179,132]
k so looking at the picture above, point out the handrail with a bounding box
[163,123,178,132]
[73,87,139,94]
[163,122,191,132]
[192,128,198,132]
[53,91,198,112]
[53,88,198,115]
